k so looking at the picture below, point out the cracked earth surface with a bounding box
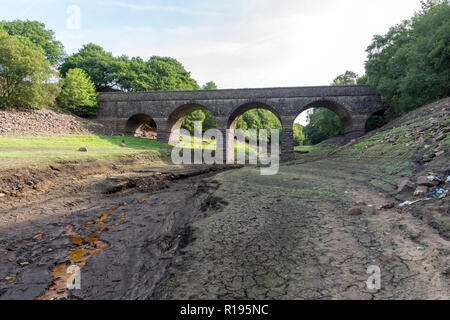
[0,159,448,300]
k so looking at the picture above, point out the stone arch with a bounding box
[125,114,157,138]
[167,103,216,145]
[365,109,387,132]
[227,101,282,130]
[295,99,353,131]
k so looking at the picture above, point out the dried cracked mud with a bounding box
[0,158,449,300]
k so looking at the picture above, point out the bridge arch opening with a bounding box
[293,100,351,147]
[228,102,282,133]
[168,104,217,146]
[365,109,387,132]
[125,114,157,139]
[226,102,282,160]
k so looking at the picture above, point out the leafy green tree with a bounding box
[60,43,123,91]
[0,29,59,109]
[303,108,344,145]
[235,109,282,142]
[58,68,98,117]
[332,71,359,85]
[293,123,305,146]
[182,82,218,133]
[145,56,200,91]
[117,56,152,91]
[0,20,65,65]
[181,110,205,133]
[365,0,450,119]
[301,71,356,144]
[202,81,217,90]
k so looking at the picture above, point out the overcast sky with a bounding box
[1,0,422,123]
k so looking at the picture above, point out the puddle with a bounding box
[40,205,125,300]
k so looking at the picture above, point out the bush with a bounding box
[0,29,59,109]
[58,68,98,117]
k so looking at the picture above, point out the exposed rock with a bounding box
[397,178,415,193]
[0,107,113,136]
[434,133,445,142]
[380,203,395,210]
[435,150,445,157]
[347,207,362,216]
[417,176,437,187]
[33,232,44,241]
[414,186,428,197]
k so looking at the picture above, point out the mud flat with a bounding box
[0,156,448,300]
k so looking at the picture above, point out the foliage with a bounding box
[364,0,450,119]
[0,20,65,65]
[293,123,305,146]
[59,43,123,91]
[332,71,358,85]
[182,110,206,133]
[182,82,217,133]
[58,68,98,117]
[303,108,344,145]
[236,109,282,142]
[202,81,217,90]
[0,29,60,109]
[60,44,200,92]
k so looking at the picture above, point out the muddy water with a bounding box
[40,205,127,300]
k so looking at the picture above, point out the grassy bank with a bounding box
[0,135,172,169]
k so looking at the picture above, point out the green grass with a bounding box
[0,135,171,169]
[295,145,319,152]
[179,135,253,154]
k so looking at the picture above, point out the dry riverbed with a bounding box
[0,153,448,300]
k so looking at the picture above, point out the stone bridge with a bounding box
[97,85,387,157]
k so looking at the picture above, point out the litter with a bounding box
[416,247,425,251]
[398,199,429,207]
[436,188,448,199]
[427,187,448,199]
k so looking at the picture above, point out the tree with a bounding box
[235,109,282,142]
[303,108,344,145]
[332,71,359,85]
[293,123,305,146]
[58,68,98,117]
[59,43,123,91]
[365,0,450,119]
[0,20,65,65]
[302,71,355,145]
[146,56,200,91]
[0,29,59,109]
[202,81,217,90]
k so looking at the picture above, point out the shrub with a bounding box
[58,68,98,117]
